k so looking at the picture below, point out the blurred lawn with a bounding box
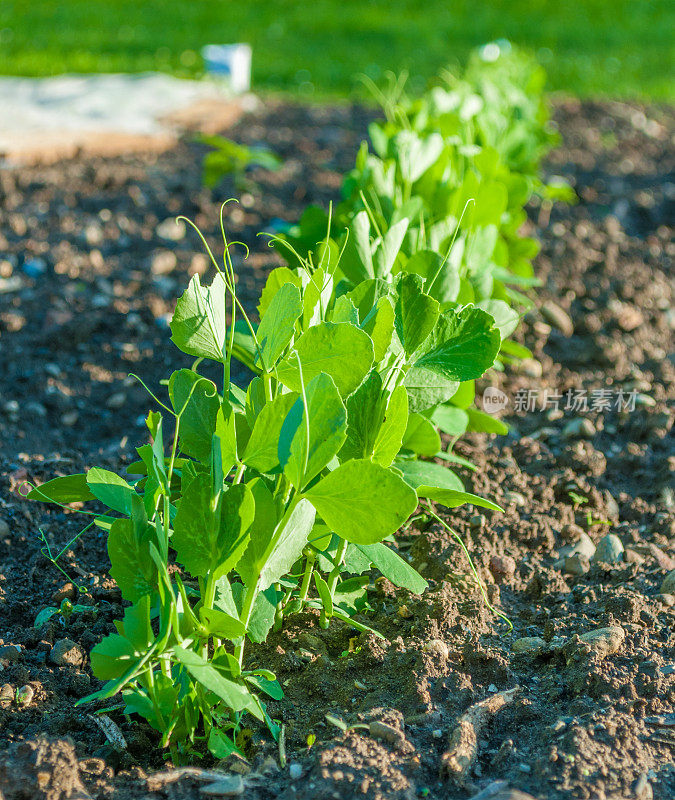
[0,1,672,100]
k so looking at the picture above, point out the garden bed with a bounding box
[0,98,673,800]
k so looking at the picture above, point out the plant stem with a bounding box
[319,538,348,629]
[235,579,258,666]
[297,550,316,608]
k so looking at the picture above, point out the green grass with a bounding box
[0,1,673,100]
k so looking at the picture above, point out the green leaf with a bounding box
[243,392,297,473]
[477,299,520,339]
[172,476,254,579]
[339,371,385,462]
[332,294,359,324]
[255,282,303,370]
[339,211,374,284]
[35,607,59,627]
[466,408,508,435]
[170,272,228,362]
[395,273,440,358]
[276,322,374,396]
[423,488,502,511]
[405,307,500,412]
[169,369,219,461]
[208,729,245,760]
[357,542,428,594]
[27,474,95,504]
[258,267,303,317]
[279,372,347,490]
[199,606,247,640]
[238,498,316,592]
[360,296,395,363]
[374,217,409,278]
[173,645,261,717]
[117,597,153,651]
[395,459,463,492]
[107,518,158,602]
[405,248,460,306]
[305,460,417,545]
[395,130,444,183]
[430,405,469,437]
[373,386,409,466]
[215,404,239,475]
[90,633,138,681]
[230,583,278,643]
[245,673,283,700]
[401,412,441,456]
[86,468,135,515]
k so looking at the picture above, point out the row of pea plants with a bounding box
[27,45,567,761]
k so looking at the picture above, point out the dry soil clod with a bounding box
[440,687,521,784]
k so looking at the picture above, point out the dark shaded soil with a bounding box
[0,99,673,800]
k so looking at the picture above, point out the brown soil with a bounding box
[0,98,673,800]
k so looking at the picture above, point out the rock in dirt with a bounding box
[579,626,625,659]
[472,782,537,800]
[423,639,450,660]
[0,644,22,662]
[200,774,244,796]
[661,570,675,594]
[151,249,177,275]
[633,772,653,800]
[16,684,34,705]
[50,639,85,667]
[563,531,596,559]
[564,553,590,575]
[0,737,91,799]
[542,301,574,336]
[0,683,14,708]
[288,762,303,780]
[0,517,9,537]
[562,417,596,439]
[511,637,547,657]
[490,555,517,583]
[592,533,624,564]
[51,583,76,604]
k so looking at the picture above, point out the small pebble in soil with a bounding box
[106,392,127,410]
[15,684,34,705]
[592,533,624,564]
[519,358,543,378]
[0,684,13,708]
[542,300,574,336]
[156,217,186,241]
[0,644,22,662]
[423,639,449,660]
[0,518,8,537]
[564,553,590,576]
[369,720,403,746]
[512,637,547,657]
[200,774,244,796]
[660,570,675,594]
[560,531,596,560]
[151,250,177,275]
[490,555,516,583]
[562,417,596,439]
[289,763,303,780]
[502,490,527,508]
[633,773,653,800]
[578,626,625,660]
[52,583,76,603]
[50,638,85,667]
[470,514,486,529]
